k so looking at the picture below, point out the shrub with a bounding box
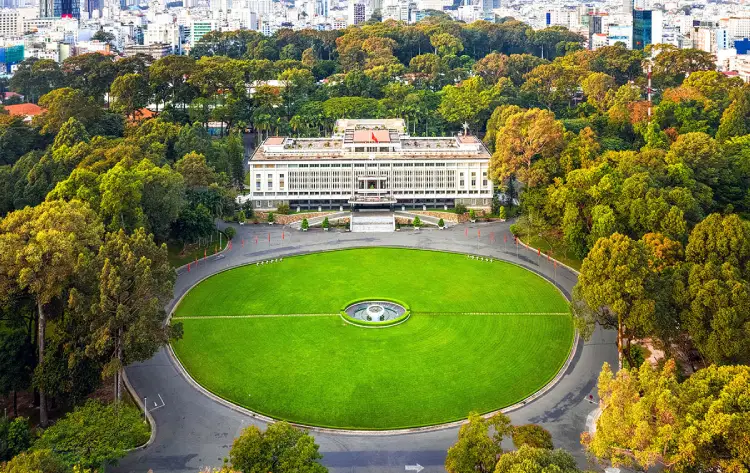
[267,212,275,223]
[438,218,445,228]
[237,210,246,224]
[499,206,507,220]
[491,194,501,215]
[301,218,309,230]
[413,216,422,227]
[34,400,149,470]
[512,424,554,450]
[276,203,291,215]
[322,217,329,229]
[395,222,401,230]
[455,203,467,214]
[0,417,32,462]
[223,227,236,240]
[469,209,476,220]
[0,449,68,473]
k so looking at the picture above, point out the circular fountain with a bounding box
[342,300,409,326]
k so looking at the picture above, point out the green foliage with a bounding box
[412,215,422,227]
[438,218,445,227]
[468,209,475,220]
[0,417,33,462]
[498,207,507,220]
[276,203,291,215]
[586,361,750,473]
[35,400,149,470]
[495,445,581,473]
[237,210,246,224]
[511,424,553,450]
[454,203,467,214]
[321,217,329,229]
[268,212,275,223]
[0,449,68,473]
[445,412,513,473]
[229,422,327,473]
[301,218,309,230]
[224,226,236,240]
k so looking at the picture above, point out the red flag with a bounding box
[187,262,190,272]
[465,227,468,237]
[204,249,207,259]
[268,233,270,242]
[229,240,232,250]
[195,257,198,266]
[255,236,258,244]
[371,131,379,143]
[554,260,558,268]
[504,233,507,243]
[478,229,481,238]
[514,236,518,244]
[538,248,541,256]
[547,252,551,261]
[242,238,245,247]
[282,231,285,240]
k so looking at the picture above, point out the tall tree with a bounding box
[495,445,582,473]
[0,199,103,426]
[87,228,178,400]
[489,108,564,187]
[573,233,654,366]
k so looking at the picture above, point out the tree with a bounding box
[412,215,422,227]
[0,449,68,473]
[438,77,497,134]
[9,58,64,103]
[86,228,178,401]
[229,422,327,473]
[573,233,654,367]
[490,109,564,187]
[0,329,34,417]
[268,212,275,224]
[0,417,32,461]
[34,400,149,470]
[716,90,750,142]
[238,210,246,224]
[445,413,513,473]
[172,204,214,248]
[36,88,101,135]
[494,446,581,473]
[110,73,149,120]
[430,33,463,56]
[0,200,103,426]
[512,424,553,450]
[301,218,309,231]
[585,361,750,473]
[322,217,329,229]
[175,152,219,188]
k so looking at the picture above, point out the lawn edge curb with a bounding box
[122,369,156,451]
[164,246,580,435]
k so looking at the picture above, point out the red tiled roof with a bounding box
[4,103,45,117]
[266,137,285,145]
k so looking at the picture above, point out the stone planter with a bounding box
[302,228,308,232]
[470,219,476,223]
[439,226,445,230]
[324,227,329,231]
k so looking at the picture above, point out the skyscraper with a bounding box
[632,9,663,50]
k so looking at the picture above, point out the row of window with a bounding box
[256,170,489,192]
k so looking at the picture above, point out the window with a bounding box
[255,173,261,191]
[471,172,477,187]
[459,172,465,187]
[279,174,285,190]
[267,173,273,189]
[483,171,488,187]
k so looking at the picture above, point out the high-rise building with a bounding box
[39,0,54,17]
[588,13,603,49]
[623,0,632,16]
[632,9,662,50]
[481,0,499,14]
[348,1,365,25]
[39,0,80,18]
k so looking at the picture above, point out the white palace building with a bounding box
[242,119,493,211]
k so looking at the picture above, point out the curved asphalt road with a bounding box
[114,221,617,473]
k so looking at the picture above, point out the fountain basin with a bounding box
[341,299,410,327]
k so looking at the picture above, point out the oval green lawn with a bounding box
[172,248,574,430]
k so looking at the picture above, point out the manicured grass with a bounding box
[172,248,574,429]
[174,248,569,317]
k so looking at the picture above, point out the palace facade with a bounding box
[242,119,493,211]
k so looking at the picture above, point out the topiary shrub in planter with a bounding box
[438,218,445,229]
[322,217,329,231]
[469,209,476,222]
[301,218,309,231]
[238,210,246,225]
[395,222,401,231]
[499,206,507,221]
[413,216,422,229]
[267,212,275,224]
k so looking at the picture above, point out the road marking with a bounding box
[405,464,424,472]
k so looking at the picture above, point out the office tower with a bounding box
[348,1,365,25]
[632,9,662,49]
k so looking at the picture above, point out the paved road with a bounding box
[115,221,617,473]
